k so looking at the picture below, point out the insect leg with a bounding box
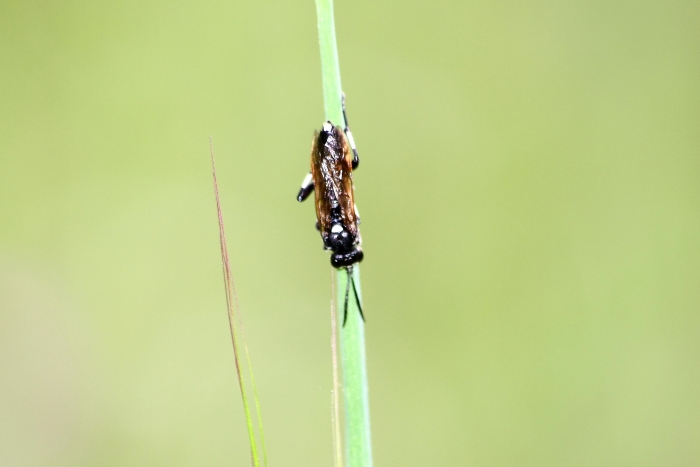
[341,93,359,170]
[296,172,314,202]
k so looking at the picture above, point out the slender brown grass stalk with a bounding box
[210,138,267,467]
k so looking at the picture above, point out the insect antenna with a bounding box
[342,266,352,326]
[342,265,365,326]
[351,273,365,322]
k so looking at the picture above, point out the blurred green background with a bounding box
[1,0,699,465]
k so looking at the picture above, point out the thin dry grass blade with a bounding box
[210,138,261,467]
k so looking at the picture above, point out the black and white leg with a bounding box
[296,172,314,202]
[341,93,360,170]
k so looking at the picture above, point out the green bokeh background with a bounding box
[1,1,699,465]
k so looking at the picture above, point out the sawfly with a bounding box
[297,95,364,325]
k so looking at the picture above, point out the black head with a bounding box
[327,222,354,253]
[331,247,363,268]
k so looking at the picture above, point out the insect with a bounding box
[297,95,364,325]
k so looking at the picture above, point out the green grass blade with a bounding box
[210,139,262,467]
[237,315,268,467]
[330,272,344,467]
[335,268,372,467]
[314,2,374,464]
[315,0,343,125]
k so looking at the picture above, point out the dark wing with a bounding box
[335,126,358,238]
[312,125,360,243]
[310,131,333,241]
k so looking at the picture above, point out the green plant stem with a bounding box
[315,2,373,466]
[335,267,372,467]
[315,0,343,125]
